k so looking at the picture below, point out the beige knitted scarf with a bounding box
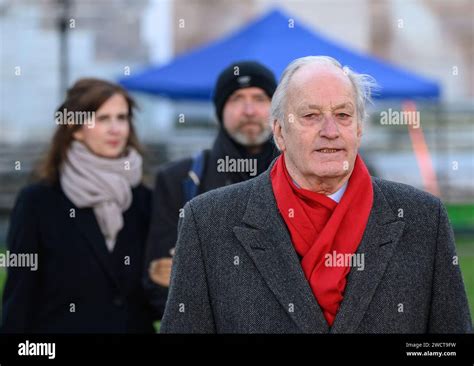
[60,141,142,251]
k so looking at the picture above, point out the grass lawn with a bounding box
[459,257,474,318]
[456,238,474,321]
[446,204,474,230]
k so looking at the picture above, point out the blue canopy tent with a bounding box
[119,8,440,100]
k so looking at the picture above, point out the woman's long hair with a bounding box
[35,78,143,184]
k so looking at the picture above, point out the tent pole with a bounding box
[404,100,440,196]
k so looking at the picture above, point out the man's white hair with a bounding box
[270,56,377,139]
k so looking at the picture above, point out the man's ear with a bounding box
[272,119,286,152]
[357,120,363,137]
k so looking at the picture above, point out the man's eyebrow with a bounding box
[251,92,268,98]
[332,102,355,110]
[305,102,355,110]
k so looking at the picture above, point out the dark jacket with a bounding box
[1,182,155,333]
[161,162,472,333]
[144,129,278,317]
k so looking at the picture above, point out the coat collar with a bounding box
[233,162,405,333]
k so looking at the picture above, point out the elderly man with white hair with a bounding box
[161,56,472,334]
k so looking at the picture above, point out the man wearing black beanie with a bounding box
[144,61,279,319]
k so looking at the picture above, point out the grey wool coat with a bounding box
[160,163,472,334]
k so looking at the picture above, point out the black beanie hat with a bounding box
[213,61,277,123]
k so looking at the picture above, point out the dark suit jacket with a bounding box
[1,182,155,333]
[161,164,472,333]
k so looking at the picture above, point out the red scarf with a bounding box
[270,154,373,326]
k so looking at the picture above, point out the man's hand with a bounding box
[149,257,173,287]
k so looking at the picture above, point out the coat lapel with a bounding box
[67,199,123,292]
[233,169,329,333]
[330,179,405,333]
[233,170,406,334]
